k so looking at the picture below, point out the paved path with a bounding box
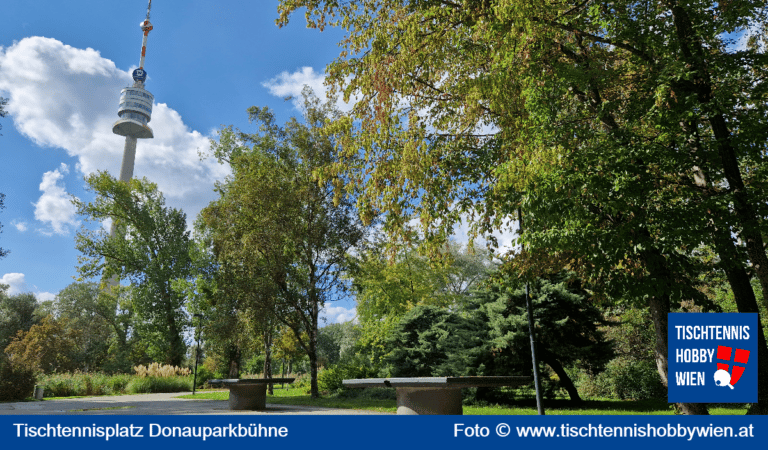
[0,392,391,415]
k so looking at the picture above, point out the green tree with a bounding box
[443,242,496,301]
[274,326,308,376]
[201,90,367,397]
[178,225,282,381]
[277,0,768,414]
[478,273,614,403]
[317,321,360,367]
[0,289,40,352]
[242,297,281,389]
[199,262,255,379]
[585,307,666,401]
[348,238,494,358]
[51,282,115,372]
[97,285,137,373]
[73,172,192,366]
[347,240,456,356]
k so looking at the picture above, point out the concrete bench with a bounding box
[208,378,295,410]
[343,376,531,415]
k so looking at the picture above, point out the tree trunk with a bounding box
[227,344,241,378]
[631,223,710,414]
[309,292,320,398]
[263,330,273,395]
[710,224,768,414]
[163,290,184,367]
[668,1,768,310]
[747,325,768,415]
[648,293,709,415]
[539,348,582,403]
[684,115,768,414]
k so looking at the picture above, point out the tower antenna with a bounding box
[139,0,153,70]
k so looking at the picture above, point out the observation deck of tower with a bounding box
[112,0,155,183]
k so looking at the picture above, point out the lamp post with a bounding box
[192,313,204,395]
[518,207,545,415]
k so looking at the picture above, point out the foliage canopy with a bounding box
[73,172,192,366]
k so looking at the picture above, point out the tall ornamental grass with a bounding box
[133,363,191,378]
[40,372,132,397]
[37,364,193,398]
[125,376,192,394]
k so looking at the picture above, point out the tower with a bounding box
[106,1,155,291]
[112,0,154,183]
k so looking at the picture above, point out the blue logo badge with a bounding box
[132,68,147,82]
[668,313,757,403]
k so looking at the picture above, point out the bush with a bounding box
[317,366,345,392]
[243,355,265,375]
[192,366,215,388]
[318,361,379,393]
[0,357,36,401]
[608,360,666,400]
[577,359,666,400]
[40,373,82,397]
[102,373,132,395]
[292,373,311,392]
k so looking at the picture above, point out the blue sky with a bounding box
[0,0,359,323]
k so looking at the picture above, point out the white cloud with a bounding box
[731,24,765,53]
[403,212,519,257]
[321,304,357,325]
[263,66,358,112]
[0,273,55,301]
[12,220,28,232]
[35,291,56,302]
[0,37,229,227]
[451,214,519,256]
[263,66,328,106]
[33,163,78,235]
[264,68,498,139]
[1,273,28,295]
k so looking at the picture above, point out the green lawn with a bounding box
[177,386,748,415]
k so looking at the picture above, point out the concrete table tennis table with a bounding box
[208,378,295,410]
[343,376,532,415]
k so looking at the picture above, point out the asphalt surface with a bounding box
[0,392,392,415]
